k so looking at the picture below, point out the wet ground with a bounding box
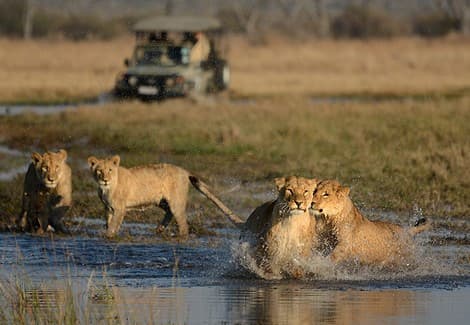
[0,212,469,324]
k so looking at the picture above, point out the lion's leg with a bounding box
[36,207,49,234]
[32,191,50,234]
[49,193,70,233]
[17,211,29,232]
[49,206,70,234]
[16,192,31,232]
[156,199,174,232]
[330,245,348,264]
[105,204,125,238]
[105,208,113,229]
[168,198,189,238]
[17,210,29,232]
[255,241,278,276]
[37,213,49,234]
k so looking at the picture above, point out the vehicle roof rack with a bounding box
[133,16,221,33]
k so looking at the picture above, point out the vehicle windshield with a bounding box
[133,45,190,67]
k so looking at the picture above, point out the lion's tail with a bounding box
[408,217,430,236]
[189,176,244,227]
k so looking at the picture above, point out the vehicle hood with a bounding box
[125,65,190,76]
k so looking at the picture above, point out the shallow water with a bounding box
[0,215,469,324]
[0,93,110,116]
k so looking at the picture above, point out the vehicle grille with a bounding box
[137,76,166,86]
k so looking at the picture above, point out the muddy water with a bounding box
[0,214,469,324]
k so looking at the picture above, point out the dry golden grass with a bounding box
[228,35,470,96]
[0,37,132,103]
[1,35,470,103]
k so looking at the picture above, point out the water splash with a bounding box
[230,233,467,282]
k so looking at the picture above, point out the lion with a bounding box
[238,176,320,278]
[87,155,243,238]
[17,149,72,234]
[310,180,430,266]
[184,175,325,278]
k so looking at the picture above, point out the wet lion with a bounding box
[17,149,72,234]
[240,176,320,278]
[310,180,430,266]
[173,175,324,278]
[87,155,239,238]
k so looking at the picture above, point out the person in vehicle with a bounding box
[189,31,210,64]
[149,31,170,44]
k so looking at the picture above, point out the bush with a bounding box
[217,9,246,33]
[60,14,106,40]
[0,0,26,37]
[31,9,66,38]
[412,12,459,37]
[0,1,133,40]
[331,5,405,39]
[59,14,134,40]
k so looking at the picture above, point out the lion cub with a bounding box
[17,149,72,234]
[311,180,429,266]
[240,176,320,277]
[87,155,238,238]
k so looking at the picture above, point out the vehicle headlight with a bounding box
[128,76,138,86]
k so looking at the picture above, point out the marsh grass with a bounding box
[0,242,184,324]
[0,271,154,324]
[1,95,469,222]
[0,274,78,324]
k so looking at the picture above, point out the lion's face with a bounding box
[32,150,68,189]
[311,180,350,217]
[87,155,120,189]
[275,176,318,217]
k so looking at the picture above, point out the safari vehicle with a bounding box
[114,16,230,100]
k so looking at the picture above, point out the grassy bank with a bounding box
[1,36,470,103]
[1,96,469,222]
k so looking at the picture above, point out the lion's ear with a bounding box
[339,186,350,197]
[274,177,286,191]
[111,155,120,167]
[309,178,319,190]
[58,149,67,161]
[31,152,42,165]
[87,156,98,169]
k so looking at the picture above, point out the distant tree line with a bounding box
[217,0,470,41]
[0,0,136,40]
[0,0,469,40]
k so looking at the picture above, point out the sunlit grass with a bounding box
[0,38,130,104]
[1,96,469,219]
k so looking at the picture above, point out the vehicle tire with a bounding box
[214,61,230,91]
